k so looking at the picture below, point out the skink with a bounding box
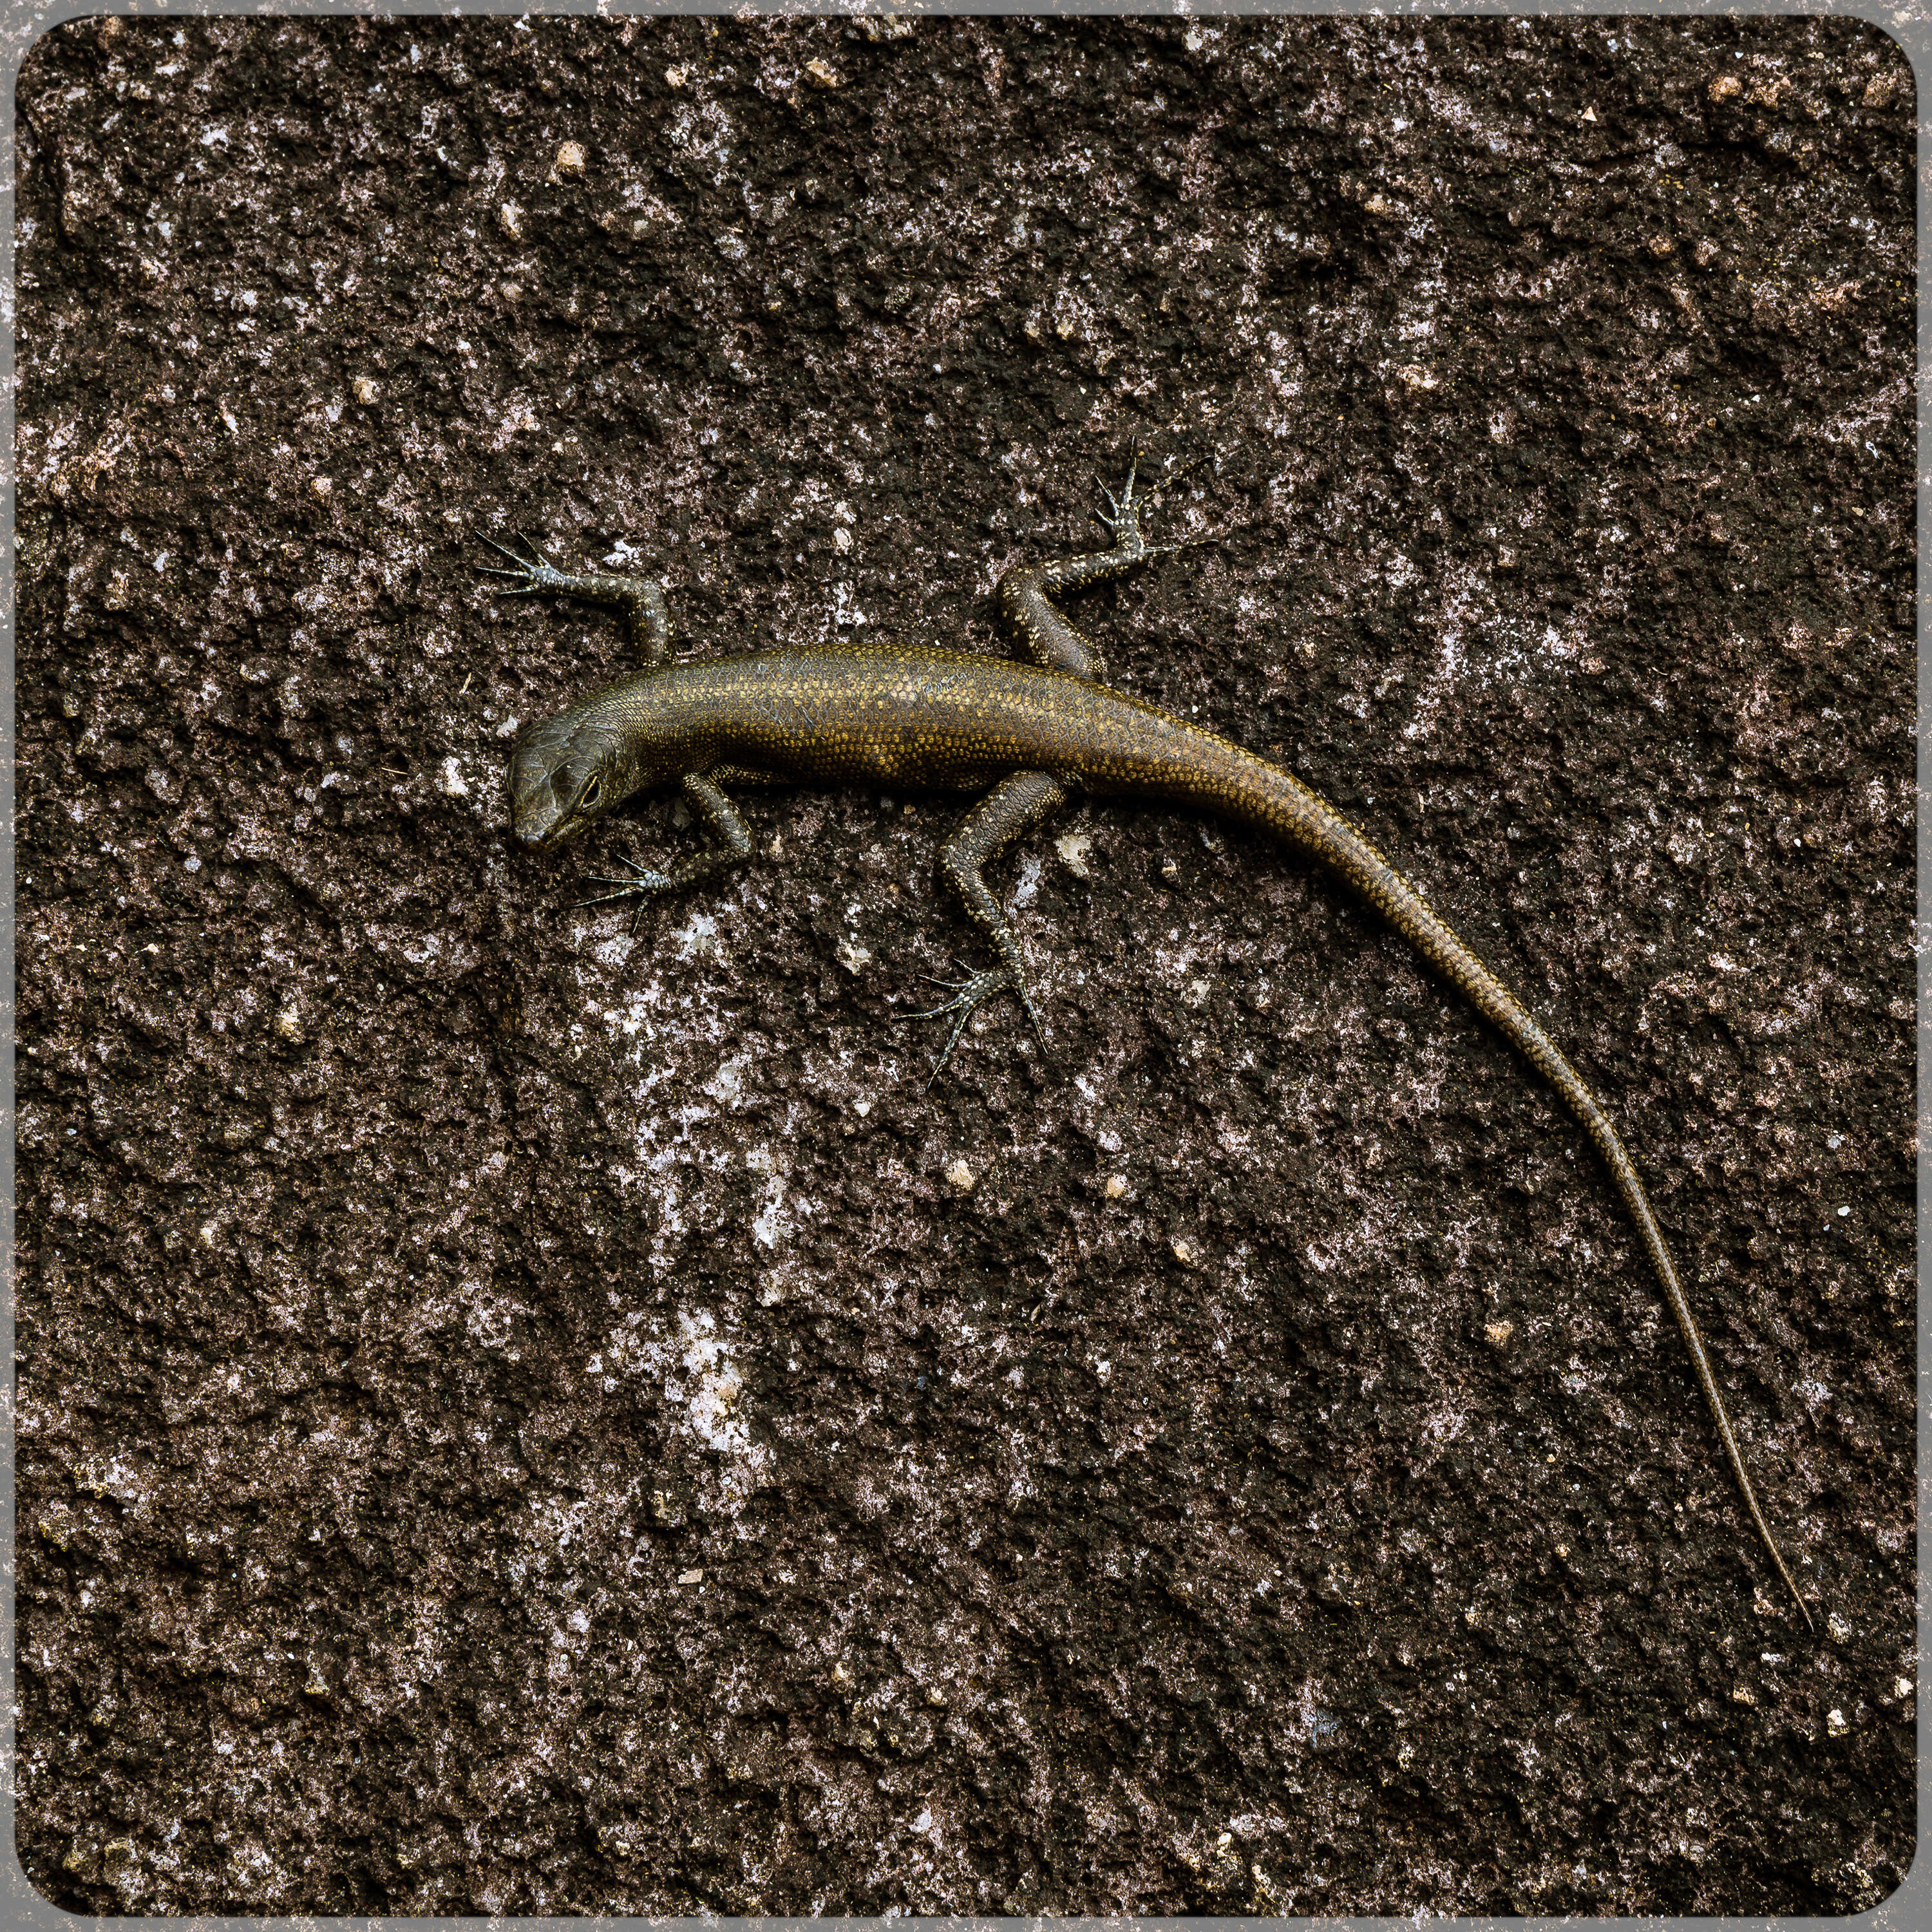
[488,457,1810,1627]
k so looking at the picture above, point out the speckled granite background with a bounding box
[14,11,1916,1916]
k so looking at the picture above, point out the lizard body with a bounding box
[489,460,1810,1627]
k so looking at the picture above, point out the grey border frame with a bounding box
[1,0,1921,1927]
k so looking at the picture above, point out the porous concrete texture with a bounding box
[14,11,1915,1916]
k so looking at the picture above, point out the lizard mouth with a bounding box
[512,802,580,850]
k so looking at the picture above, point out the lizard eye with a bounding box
[576,775,603,811]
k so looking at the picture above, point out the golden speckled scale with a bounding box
[486,462,1810,1629]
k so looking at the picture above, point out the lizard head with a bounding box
[509,710,665,850]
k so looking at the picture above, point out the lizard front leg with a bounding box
[578,771,753,925]
[917,768,1068,1077]
[478,531,673,664]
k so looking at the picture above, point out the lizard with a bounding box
[484,453,1812,1629]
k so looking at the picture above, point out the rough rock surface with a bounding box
[14,12,1915,1917]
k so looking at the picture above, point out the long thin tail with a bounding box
[1217,744,1812,1625]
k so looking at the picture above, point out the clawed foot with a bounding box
[576,857,679,933]
[1095,444,1214,560]
[913,965,1048,1084]
[476,530,573,596]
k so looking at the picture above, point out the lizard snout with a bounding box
[507,742,573,849]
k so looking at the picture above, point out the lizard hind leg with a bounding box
[996,444,1217,679]
[917,770,1068,1079]
[1094,442,1208,557]
[911,965,1026,1086]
